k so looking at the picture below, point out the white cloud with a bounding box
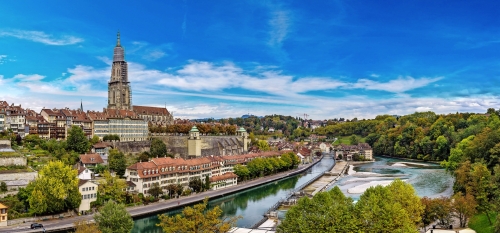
[268,9,291,48]
[142,49,166,61]
[0,55,6,64]
[0,29,83,45]
[351,76,443,93]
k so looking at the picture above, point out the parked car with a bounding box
[30,223,44,229]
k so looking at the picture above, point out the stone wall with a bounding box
[112,141,151,154]
[0,171,37,182]
[114,136,245,158]
[0,157,27,166]
[0,140,11,149]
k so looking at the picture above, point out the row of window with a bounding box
[82,193,97,199]
[81,186,95,192]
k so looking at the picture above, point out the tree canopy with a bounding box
[94,201,134,233]
[157,198,240,233]
[66,125,90,154]
[108,149,127,177]
[28,160,81,214]
[150,138,168,158]
[278,180,423,233]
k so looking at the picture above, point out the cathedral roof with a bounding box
[132,105,171,116]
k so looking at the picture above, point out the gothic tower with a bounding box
[108,32,132,110]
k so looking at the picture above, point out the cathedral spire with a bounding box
[80,99,83,112]
[116,31,121,47]
[113,31,125,62]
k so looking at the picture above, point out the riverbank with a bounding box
[0,158,322,233]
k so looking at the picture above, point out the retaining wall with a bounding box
[0,157,27,166]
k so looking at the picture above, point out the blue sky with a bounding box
[1,1,500,120]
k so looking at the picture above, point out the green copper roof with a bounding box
[237,127,246,132]
[190,126,199,132]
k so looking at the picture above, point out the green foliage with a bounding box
[90,135,100,145]
[0,194,31,219]
[94,164,108,174]
[0,181,7,192]
[98,170,127,203]
[204,175,210,190]
[165,184,183,199]
[108,149,127,177]
[469,212,498,233]
[257,140,270,151]
[66,125,90,154]
[188,177,203,193]
[150,138,168,158]
[28,160,81,214]
[349,134,358,145]
[278,186,359,233]
[94,201,134,233]
[355,180,422,232]
[157,197,240,233]
[148,183,163,199]
[279,180,423,233]
[103,134,120,141]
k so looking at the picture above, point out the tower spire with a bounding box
[116,31,121,47]
[80,99,83,111]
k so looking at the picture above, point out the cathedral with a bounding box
[107,32,174,125]
[107,32,132,110]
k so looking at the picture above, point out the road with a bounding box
[0,161,320,233]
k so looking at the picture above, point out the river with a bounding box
[330,156,454,201]
[132,157,335,233]
[132,156,453,233]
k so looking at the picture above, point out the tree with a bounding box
[28,160,81,214]
[98,170,127,203]
[137,152,150,162]
[188,177,203,193]
[94,201,134,233]
[67,125,90,154]
[103,134,120,141]
[166,184,183,199]
[90,135,100,145]
[257,140,270,151]
[204,176,210,191]
[349,135,358,145]
[433,196,454,228]
[421,197,439,232]
[157,197,240,233]
[108,149,127,177]
[148,183,163,199]
[355,179,422,233]
[150,138,168,158]
[74,220,102,233]
[0,182,7,192]
[452,192,476,228]
[278,187,359,233]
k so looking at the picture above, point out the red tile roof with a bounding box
[79,153,104,164]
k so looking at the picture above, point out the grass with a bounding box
[469,212,498,233]
[333,135,366,145]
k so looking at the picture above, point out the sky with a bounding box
[1,1,500,120]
